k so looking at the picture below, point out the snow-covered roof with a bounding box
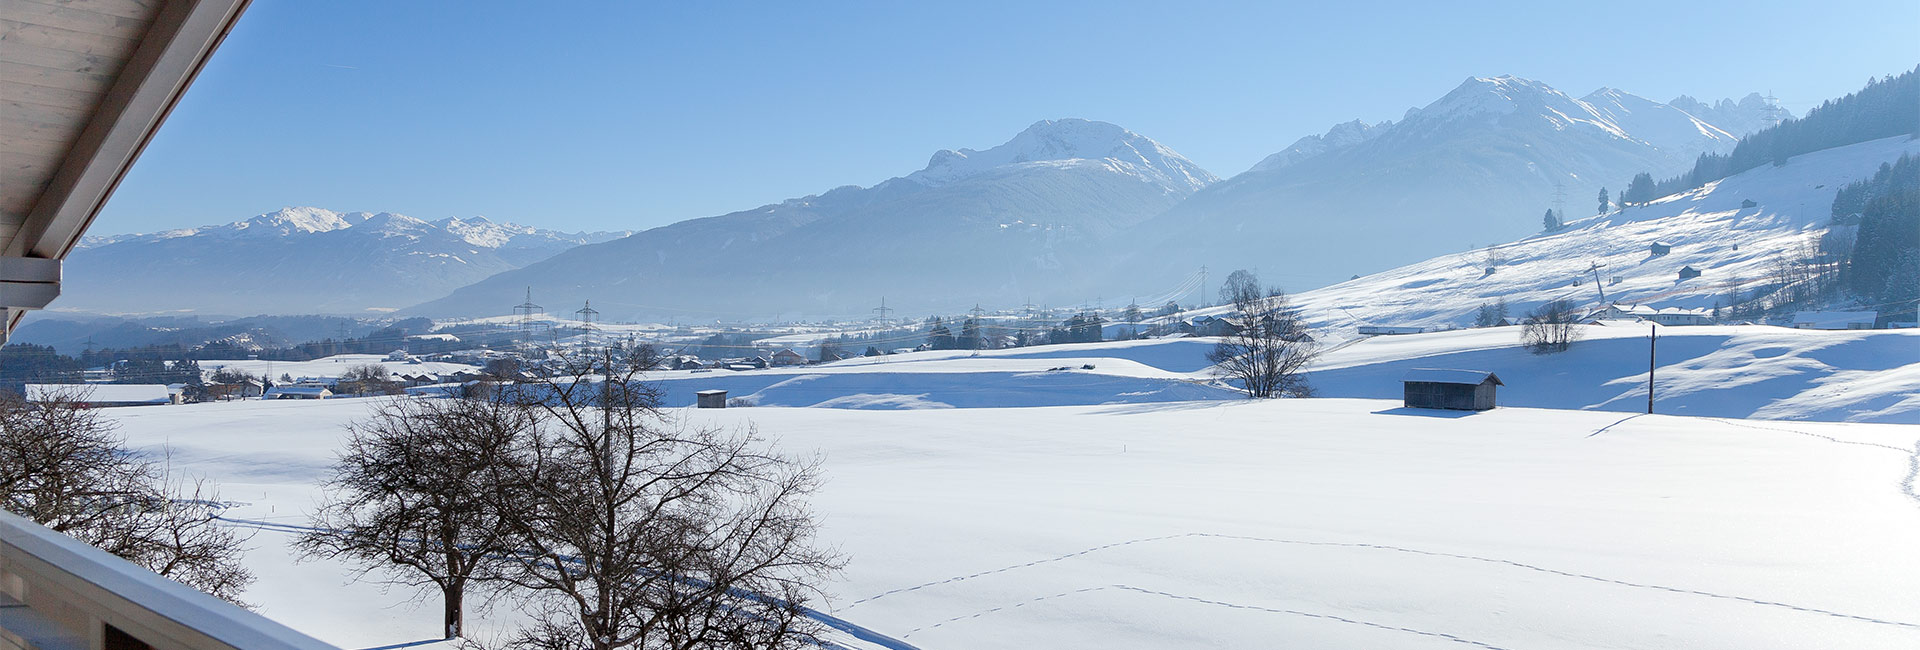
[1402,368,1503,386]
[264,386,331,398]
[26,384,171,404]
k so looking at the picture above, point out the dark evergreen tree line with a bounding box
[1627,66,1920,201]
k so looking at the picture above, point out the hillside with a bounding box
[60,208,628,315]
[1283,134,1920,331]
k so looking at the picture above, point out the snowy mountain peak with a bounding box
[1409,75,1569,122]
[1667,93,1789,137]
[1248,118,1390,173]
[908,118,1217,193]
[233,207,358,236]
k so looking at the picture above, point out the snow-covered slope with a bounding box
[1117,76,1784,294]
[1289,135,1920,331]
[63,208,629,315]
[407,119,1218,321]
[107,397,1920,649]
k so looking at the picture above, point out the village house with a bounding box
[770,349,808,367]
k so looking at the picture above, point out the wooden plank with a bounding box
[0,60,118,93]
[0,37,127,79]
[0,18,140,58]
[0,75,101,109]
[1,0,150,41]
[0,132,68,158]
[10,0,162,22]
[1,102,90,145]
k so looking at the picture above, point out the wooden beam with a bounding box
[3,0,251,262]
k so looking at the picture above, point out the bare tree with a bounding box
[493,349,842,650]
[0,389,253,604]
[297,396,536,639]
[1206,271,1320,398]
[1521,299,1583,354]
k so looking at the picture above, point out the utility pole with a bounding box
[513,287,543,334]
[1647,323,1657,414]
[872,297,894,328]
[1763,91,1785,128]
[575,300,599,343]
[1589,262,1608,304]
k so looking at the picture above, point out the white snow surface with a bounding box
[107,397,1920,649]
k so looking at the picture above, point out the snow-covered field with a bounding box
[1309,325,1920,424]
[109,397,1920,649]
[644,326,1920,424]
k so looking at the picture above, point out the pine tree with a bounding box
[1542,209,1561,232]
[1597,187,1610,214]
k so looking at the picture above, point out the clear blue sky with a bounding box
[96,0,1920,234]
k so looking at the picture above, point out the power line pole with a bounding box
[1589,262,1608,304]
[872,297,893,328]
[575,300,599,342]
[1647,323,1658,414]
[1763,91,1785,128]
[513,287,543,334]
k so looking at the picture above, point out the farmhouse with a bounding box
[1649,307,1713,326]
[770,348,808,367]
[1401,369,1502,411]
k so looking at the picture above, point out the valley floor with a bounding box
[109,395,1920,650]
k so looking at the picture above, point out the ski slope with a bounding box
[104,397,1920,649]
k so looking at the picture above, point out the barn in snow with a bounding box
[1401,369,1502,411]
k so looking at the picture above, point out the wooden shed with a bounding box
[1402,368,1502,411]
[1678,266,1701,280]
[696,389,728,408]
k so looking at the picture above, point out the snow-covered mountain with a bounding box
[63,208,629,315]
[1285,134,1920,334]
[406,119,1218,320]
[1117,76,1786,296]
